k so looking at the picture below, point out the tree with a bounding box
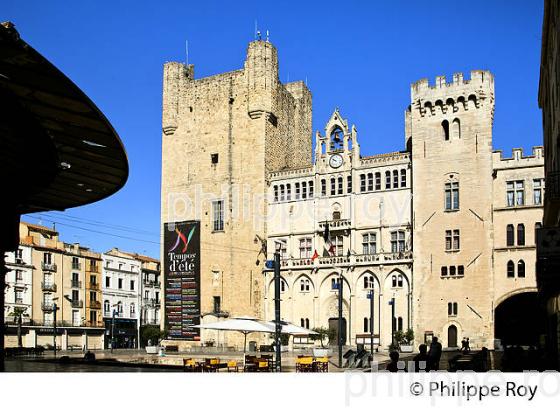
[310,327,336,348]
[8,307,28,348]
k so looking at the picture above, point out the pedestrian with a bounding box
[428,336,442,371]
[465,337,471,352]
[413,344,429,372]
[385,351,401,372]
[460,338,466,352]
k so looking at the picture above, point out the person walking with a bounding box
[413,344,429,372]
[428,337,443,371]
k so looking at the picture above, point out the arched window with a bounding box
[273,186,278,202]
[457,96,466,110]
[385,171,391,189]
[347,175,352,194]
[518,260,525,278]
[446,98,455,113]
[280,185,285,201]
[441,266,448,276]
[393,170,399,189]
[391,275,397,287]
[363,317,369,332]
[442,120,450,141]
[295,182,300,200]
[104,300,110,313]
[286,184,291,201]
[468,94,477,109]
[535,222,542,244]
[375,172,381,190]
[517,224,525,246]
[367,173,373,191]
[337,177,343,195]
[397,274,403,287]
[360,174,366,192]
[302,181,307,199]
[400,169,406,187]
[506,224,514,246]
[130,303,135,315]
[363,275,374,289]
[305,318,310,329]
[452,118,461,139]
[280,279,286,292]
[308,181,314,198]
[507,260,515,277]
[397,317,403,331]
[117,301,123,314]
[330,127,344,151]
[321,179,326,196]
[330,178,336,195]
[424,101,433,116]
[301,318,305,327]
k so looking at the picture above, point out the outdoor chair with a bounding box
[227,360,239,372]
[296,356,313,372]
[313,356,329,373]
[183,358,201,372]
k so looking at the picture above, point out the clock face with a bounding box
[329,154,343,168]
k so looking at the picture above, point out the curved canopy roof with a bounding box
[0,22,129,215]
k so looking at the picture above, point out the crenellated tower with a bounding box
[410,70,496,348]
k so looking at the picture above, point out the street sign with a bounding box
[265,260,275,269]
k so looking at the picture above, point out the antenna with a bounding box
[185,40,189,66]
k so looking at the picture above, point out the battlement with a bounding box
[492,146,545,169]
[412,70,493,95]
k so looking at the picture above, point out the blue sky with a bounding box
[4,0,544,258]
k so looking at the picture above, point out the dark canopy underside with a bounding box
[0,22,128,215]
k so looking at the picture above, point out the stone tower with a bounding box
[409,71,496,348]
[160,40,312,348]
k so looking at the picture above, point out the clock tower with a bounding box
[314,108,360,173]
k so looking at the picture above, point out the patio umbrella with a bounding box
[192,317,275,352]
[265,320,319,335]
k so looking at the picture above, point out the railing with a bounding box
[141,319,160,326]
[71,280,82,288]
[144,298,161,307]
[143,280,162,288]
[6,319,104,328]
[84,320,104,328]
[318,219,352,230]
[274,251,413,269]
[71,300,83,308]
[72,262,82,270]
[90,300,101,309]
[14,258,24,265]
[41,282,57,292]
[41,302,55,311]
[546,171,560,201]
[41,262,57,272]
[88,282,100,290]
[87,264,99,273]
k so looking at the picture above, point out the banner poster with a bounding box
[163,220,201,340]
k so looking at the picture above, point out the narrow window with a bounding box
[517,260,525,278]
[295,182,300,200]
[516,181,525,206]
[398,317,403,331]
[517,224,525,246]
[385,171,391,189]
[367,173,373,191]
[445,182,459,210]
[445,230,452,250]
[533,179,543,205]
[400,169,406,188]
[308,181,314,198]
[507,260,515,278]
[393,170,399,188]
[441,266,448,276]
[360,174,366,192]
[506,182,515,207]
[337,177,343,195]
[212,200,224,231]
[347,175,352,194]
[211,153,219,164]
[321,179,326,196]
[305,318,310,329]
[535,222,542,244]
[279,185,285,201]
[213,296,221,313]
[442,120,450,140]
[450,266,456,276]
[330,178,336,196]
[302,181,307,199]
[391,275,397,287]
[453,230,460,250]
[286,184,291,201]
[362,233,376,255]
[363,317,369,332]
[375,172,381,190]
[397,275,403,287]
[452,118,461,139]
[458,265,464,276]
[506,224,515,246]
[273,185,278,202]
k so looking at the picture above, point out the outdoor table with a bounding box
[296,356,314,372]
[313,356,329,373]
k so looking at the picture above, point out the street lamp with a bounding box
[52,297,59,358]
[337,269,344,368]
[273,241,281,372]
[110,304,118,353]
[367,288,375,355]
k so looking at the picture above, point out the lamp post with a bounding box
[337,269,344,368]
[111,308,116,353]
[52,299,58,358]
[368,288,374,354]
[390,297,396,348]
[273,242,281,372]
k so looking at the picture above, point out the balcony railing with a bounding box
[318,219,352,230]
[71,300,83,308]
[87,264,99,273]
[41,282,57,292]
[41,262,57,272]
[6,319,104,328]
[90,300,101,309]
[274,251,413,270]
[88,282,100,290]
[143,280,161,288]
[71,280,82,288]
[72,262,82,270]
[41,302,55,311]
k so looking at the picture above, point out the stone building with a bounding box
[161,39,544,351]
[102,248,142,348]
[4,222,105,350]
[160,39,312,348]
[538,0,560,369]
